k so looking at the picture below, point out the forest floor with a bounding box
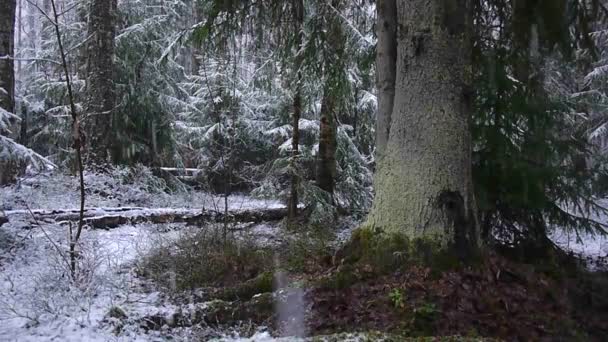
[0,169,607,341]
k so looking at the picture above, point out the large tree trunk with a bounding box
[0,0,16,115]
[85,0,117,162]
[366,0,478,254]
[375,0,397,158]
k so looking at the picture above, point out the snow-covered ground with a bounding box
[549,199,608,268]
[1,170,284,212]
[0,218,176,341]
[0,171,287,341]
[1,171,607,341]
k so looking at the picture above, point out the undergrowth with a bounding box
[139,225,274,292]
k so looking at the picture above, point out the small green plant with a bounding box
[411,302,439,335]
[388,288,405,309]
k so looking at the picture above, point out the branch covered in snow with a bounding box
[0,136,56,171]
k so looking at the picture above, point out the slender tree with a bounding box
[0,0,16,115]
[46,0,86,278]
[366,0,478,255]
[316,0,345,196]
[288,0,305,220]
[85,0,117,162]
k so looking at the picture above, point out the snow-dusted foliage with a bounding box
[9,0,375,215]
[0,95,54,182]
[164,0,377,217]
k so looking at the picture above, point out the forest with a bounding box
[1,0,608,340]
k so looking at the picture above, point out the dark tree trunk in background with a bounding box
[366,0,478,256]
[0,0,16,116]
[317,88,337,194]
[86,0,117,162]
[316,0,344,195]
[191,0,202,75]
[288,0,304,221]
[375,0,397,158]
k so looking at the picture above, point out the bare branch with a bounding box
[0,54,62,66]
[23,0,57,27]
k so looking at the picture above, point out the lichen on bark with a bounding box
[366,0,479,256]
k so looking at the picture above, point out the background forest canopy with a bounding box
[1,0,608,250]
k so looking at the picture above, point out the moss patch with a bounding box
[332,227,475,278]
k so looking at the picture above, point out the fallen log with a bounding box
[4,206,288,229]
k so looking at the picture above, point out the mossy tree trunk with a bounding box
[366,0,479,255]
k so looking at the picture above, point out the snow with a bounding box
[1,171,284,212]
[0,172,288,341]
[1,171,607,340]
[550,228,608,263]
[0,219,176,341]
[549,200,608,268]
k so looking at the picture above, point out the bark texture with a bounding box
[316,0,344,195]
[317,90,337,194]
[288,0,305,220]
[375,0,397,157]
[0,0,16,115]
[366,0,478,252]
[86,0,117,161]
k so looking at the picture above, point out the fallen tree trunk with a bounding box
[4,206,288,229]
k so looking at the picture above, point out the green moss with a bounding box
[282,230,334,273]
[410,302,439,336]
[318,264,358,290]
[335,227,469,276]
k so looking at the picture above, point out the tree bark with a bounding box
[288,0,304,220]
[375,0,397,158]
[317,88,337,194]
[191,0,202,75]
[0,0,16,115]
[86,0,117,162]
[366,0,478,254]
[316,0,344,195]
